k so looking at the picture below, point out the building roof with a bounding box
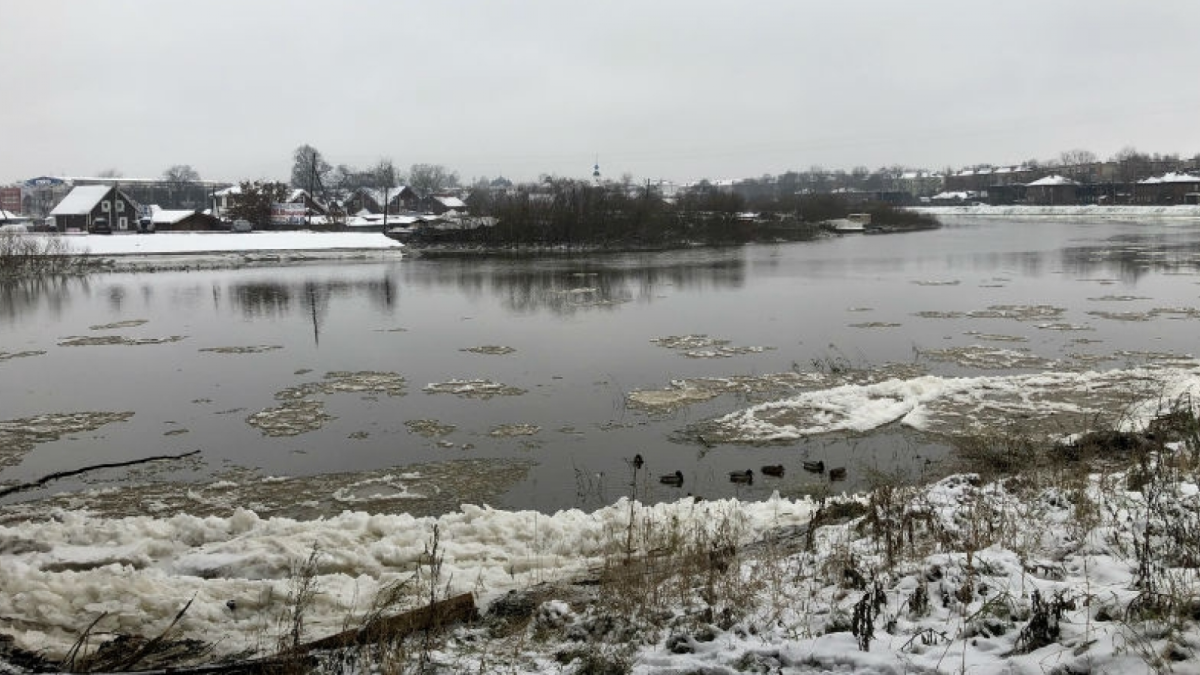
[433,195,467,209]
[359,186,411,206]
[1139,172,1200,185]
[1026,175,1078,187]
[151,209,197,225]
[49,185,116,215]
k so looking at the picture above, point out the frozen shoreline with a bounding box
[58,230,405,255]
[915,204,1200,219]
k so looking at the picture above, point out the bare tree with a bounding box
[291,145,332,199]
[1114,146,1152,183]
[1054,149,1096,181]
[162,164,201,186]
[408,163,459,196]
[374,159,399,226]
[96,168,123,178]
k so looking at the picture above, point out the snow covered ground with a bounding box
[5,443,1200,674]
[915,204,1200,219]
[32,231,403,256]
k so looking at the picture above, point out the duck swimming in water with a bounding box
[761,464,785,478]
[660,470,684,487]
[829,467,847,482]
[729,469,754,485]
[802,460,825,474]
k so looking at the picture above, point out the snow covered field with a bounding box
[43,231,403,256]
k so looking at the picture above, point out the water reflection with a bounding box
[404,252,747,314]
[1060,234,1200,282]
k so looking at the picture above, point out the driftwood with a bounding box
[38,593,478,675]
[0,450,200,498]
[302,592,477,651]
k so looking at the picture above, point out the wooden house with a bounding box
[150,209,224,231]
[1134,173,1200,204]
[287,189,329,216]
[345,186,418,214]
[49,185,139,232]
[1024,175,1079,205]
[428,194,468,215]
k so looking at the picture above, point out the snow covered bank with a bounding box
[915,204,1200,219]
[0,494,816,659]
[53,231,403,255]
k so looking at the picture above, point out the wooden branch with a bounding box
[46,593,478,675]
[302,592,477,651]
[0,450,200,498]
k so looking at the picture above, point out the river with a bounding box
[2,216,1199,519]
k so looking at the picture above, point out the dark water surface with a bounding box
[2,216,1199,515]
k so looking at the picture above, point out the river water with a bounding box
[2,216,1199,518]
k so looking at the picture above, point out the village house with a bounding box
[427,194,468,215]
[48,185,139,233]
[1024,174,1079,205]
[150,209,224,232]
[287,189,329,216]
[1134,172,1200,205]
[344,186,418,214]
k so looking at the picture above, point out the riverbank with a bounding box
[20,231,406,271]
[916,204,1200,218]
[3,408,1200,674]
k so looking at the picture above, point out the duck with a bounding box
[761,464,785,478]
[802,460,825,474]
[632,453,644,470]
[660,470,684,487]
[829,467,847,482]
[729,469,754,485]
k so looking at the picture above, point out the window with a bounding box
[116,200,124,212]
[118,217,128,230]
[101,201,110,212]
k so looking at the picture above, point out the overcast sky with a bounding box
[4,0,1200,185]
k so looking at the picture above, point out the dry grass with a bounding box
[0,232,89,279]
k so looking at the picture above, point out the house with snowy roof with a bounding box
[1134,172,1200,205]
[1024,174,1079,205]
[150,208,223,232]
[286,189,329,216]
[428,194,468,215]
[344,186,418,214]
[49,185,138,233]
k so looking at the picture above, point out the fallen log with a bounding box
[302,592,477,651]
[34,593,478,675]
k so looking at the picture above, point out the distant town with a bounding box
[3,146,1200,235]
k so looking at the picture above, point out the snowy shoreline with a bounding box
[58,230,405,256]
[914,204,1200,219]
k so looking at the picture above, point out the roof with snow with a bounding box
[151,209,198,225]
[48,185,116,215]
[359,186,411,206]
[1026,174,1078,187]
[1138,172,1200,185]
[433,195,467,209]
